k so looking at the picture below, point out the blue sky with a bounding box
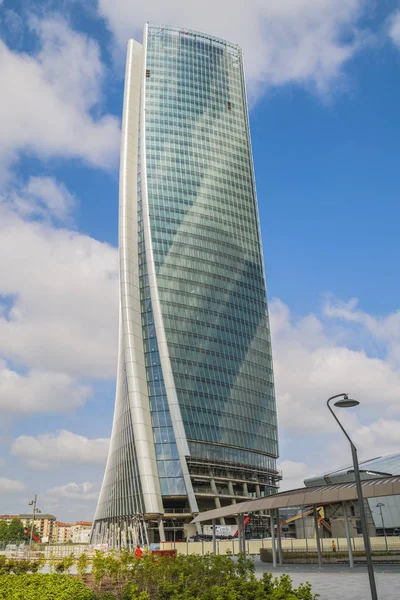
[1,0,400,522]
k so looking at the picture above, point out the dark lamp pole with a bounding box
[327,393,378,600]
[376,503,387,551]
[28,495,41,558]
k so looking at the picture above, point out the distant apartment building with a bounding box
[0,515,18,523]
[0,514,94,544]
[18,514,56,542]
[71,521,92,544]
[54,522,73,544]
[0,513,57,542]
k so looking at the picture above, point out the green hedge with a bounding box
[0,555,44,574]
[0,574,96,600]
[0,553,319,600]
[118,553,319,600]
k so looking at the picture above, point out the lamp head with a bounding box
[28,501,34,506]
[334,394,359,408]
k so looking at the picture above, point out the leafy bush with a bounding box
[0,573,96,600]
[78,552,91,578]
[54,552,75,574]
[0,557,45,575]
[0,551,318,600]
[92,549,108,593]
[29,556,46,573]
[50,551,74,573]
[0,556,7,574]
[118,552,319,600]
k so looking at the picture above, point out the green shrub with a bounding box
[121,583,151,600]
[0,552,318,600]
[92,550,108,593]
[120,553,319,600]
[12,560,31,574]
[54,552,76,574]
[77,552,91,578]
[29,555,46,573]
[0,558,45,575]
[0,573,96,600]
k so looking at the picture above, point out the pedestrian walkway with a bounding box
[255,561,400,600]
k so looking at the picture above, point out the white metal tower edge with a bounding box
[120,38,164,518]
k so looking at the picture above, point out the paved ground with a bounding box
[254,560,400,600]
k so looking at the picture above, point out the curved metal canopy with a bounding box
[191,475,400,523]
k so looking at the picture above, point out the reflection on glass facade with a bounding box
[92,24,279,547]
[139,202,187,497]
[145,24,278,461]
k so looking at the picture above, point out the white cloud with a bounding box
[0,15,120,171]
[0,478,25,493]
[270,298,400,487]
[11,430,109,469]
[2,10,23,40]
[0,203,118,380]
[270,298,400,440]
[98,0,370,98]
[324,297,400,366]
[353,419,400,458]
[46,481,99,501]
[23,177,75,222]
[389,11,400,46]
[0,361,91,416]
[6,177,76,224]
[279,460,315,491]
[0,169,117,418]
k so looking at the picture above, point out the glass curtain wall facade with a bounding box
[92,24,280,547]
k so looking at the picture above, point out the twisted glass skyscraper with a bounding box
[92,24,279,546]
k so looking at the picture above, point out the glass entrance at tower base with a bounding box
[92,450,280,547]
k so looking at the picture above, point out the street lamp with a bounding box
[327,394,378,600]
[376,503,387,551]
[28,495,41,557]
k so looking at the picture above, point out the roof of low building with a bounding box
[304,452,400,487]
[191,475,400,524]
[18,514,56,520]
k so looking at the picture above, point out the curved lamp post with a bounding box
[28,495,41,558]
[327,394,378,600]
[376,502,387,551]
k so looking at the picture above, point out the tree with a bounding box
[0,522,9,542]
[0,521,8,542]
[77,553,90,579]
[7,519,25,542]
